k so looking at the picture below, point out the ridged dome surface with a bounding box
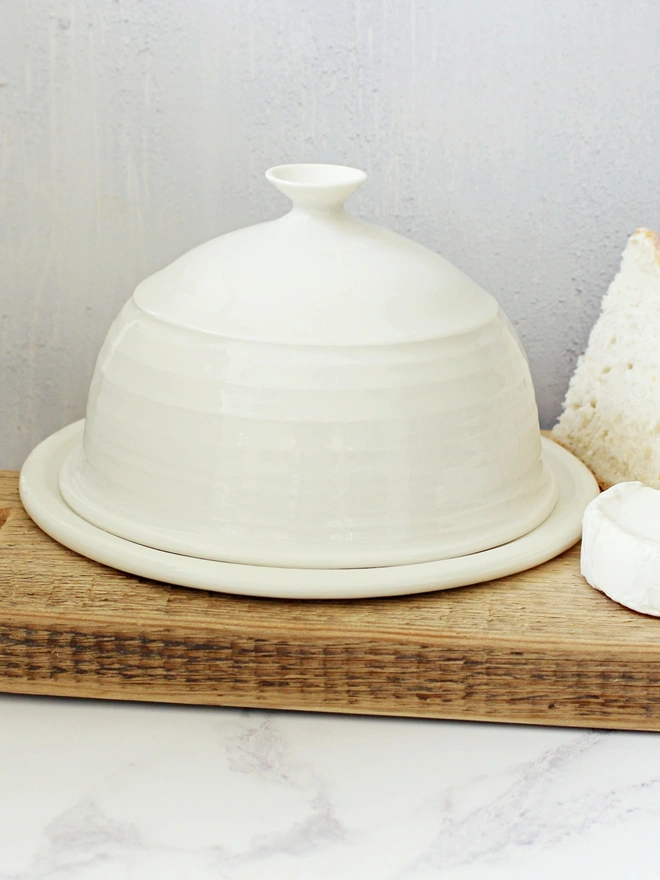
[59,164,556,569]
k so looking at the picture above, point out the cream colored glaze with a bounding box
[58,165,556,569]
[24,423,595,598]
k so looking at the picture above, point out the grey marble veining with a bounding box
[2,694,660,879]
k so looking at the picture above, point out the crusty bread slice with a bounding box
[553,228,660,490]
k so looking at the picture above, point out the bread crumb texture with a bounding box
[553,229,660,489]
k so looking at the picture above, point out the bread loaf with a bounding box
[553,228,660,489]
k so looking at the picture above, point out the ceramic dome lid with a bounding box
[133,163,498,347]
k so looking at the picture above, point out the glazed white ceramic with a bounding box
[57,164,557,568]
[21,422,598,599]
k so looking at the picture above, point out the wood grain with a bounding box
[1,469,659,730]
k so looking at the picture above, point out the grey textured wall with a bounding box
[2,0,660,469]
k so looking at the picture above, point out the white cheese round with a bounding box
[581,481,660,616]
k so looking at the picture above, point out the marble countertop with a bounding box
[2,694,659,880]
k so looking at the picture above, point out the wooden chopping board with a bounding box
[2,469,659,731]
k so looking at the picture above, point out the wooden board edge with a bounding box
[3,618,660,732]
[1,680,659,732]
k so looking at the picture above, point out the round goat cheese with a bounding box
[581,481,660,615]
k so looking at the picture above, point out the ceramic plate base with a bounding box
[19,421,598,600]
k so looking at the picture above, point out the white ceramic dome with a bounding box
[59,164,557,569]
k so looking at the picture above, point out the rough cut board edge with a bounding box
[3,469,660,732]
[3,619,660,732]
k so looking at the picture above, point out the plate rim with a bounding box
[19,421,599,600]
